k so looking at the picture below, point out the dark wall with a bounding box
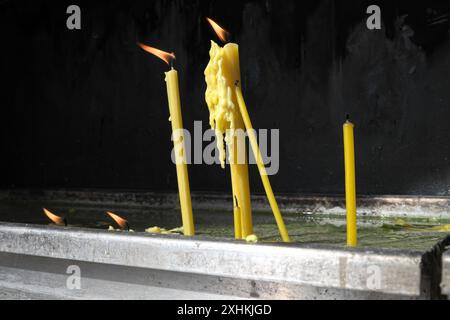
[1,0,450,195]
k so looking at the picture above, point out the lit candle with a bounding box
[343,117,357,247]
[226,43,253,239]
[205,18,289,242]
[138,43,195,236]
[205,19,253,239]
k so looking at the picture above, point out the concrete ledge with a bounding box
[0,222,425,298]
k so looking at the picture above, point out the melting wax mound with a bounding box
[145,226,163,233]
[245,234,258,243]
[204,41,238,168]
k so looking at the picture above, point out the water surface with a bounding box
[0,200,448,251]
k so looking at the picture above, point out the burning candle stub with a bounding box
[106,211,132,231]
[43,208,67,226]
[205,18,289,242]
[138,42,195,237]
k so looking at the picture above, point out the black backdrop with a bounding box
[1,0,450,195]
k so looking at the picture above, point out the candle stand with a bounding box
[0,189,449,300]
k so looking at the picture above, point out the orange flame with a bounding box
[106,211,129,230]
[138,43,176,65]
[206,17,230,43]
[43,208,66,226]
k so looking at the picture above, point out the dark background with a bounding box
[1,0,450,196]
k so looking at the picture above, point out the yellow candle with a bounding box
[165,68,195,236]
[343,120,357,247]
[226,44,253,238]
[205,41,253,238]
[233,196,242,239]
[138,43,195,236]
[235,86,290,243]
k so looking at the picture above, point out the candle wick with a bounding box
[346,114,350,121]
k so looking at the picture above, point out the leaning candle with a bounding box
[343,118,357,247]
[138,43,195,236]
[235,86,290,243]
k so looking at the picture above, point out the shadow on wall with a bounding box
[0,0,450,196]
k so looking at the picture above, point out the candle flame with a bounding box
[106,211,129,230]
[206,17,230,43]
[138,43,176,65]
[43,208,67,226]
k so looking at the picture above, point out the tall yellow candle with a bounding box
[205,41,253,238]
[343,119,357,247]
[235,86,290,243]
[138,43,195,237]
[233,196,242,239]
[226,44,253,238]
[165,68,195,236]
